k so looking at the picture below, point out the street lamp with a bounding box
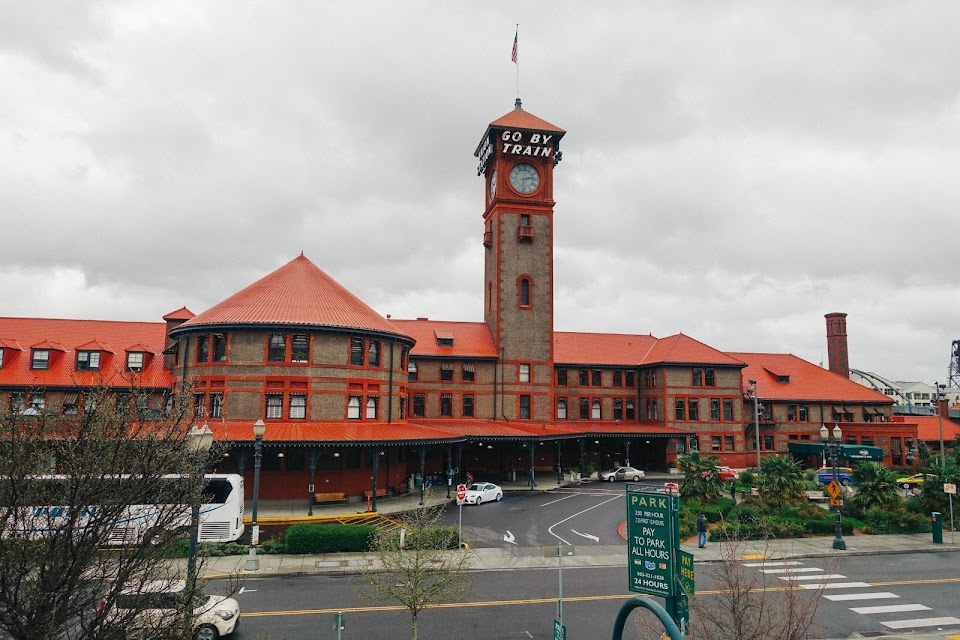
[820,424,847,551]
[186,423,214,594]
[244,418,266,571]
[747,380,760,472]
[935,383,955,543]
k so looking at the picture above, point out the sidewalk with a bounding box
[199,474,959,578]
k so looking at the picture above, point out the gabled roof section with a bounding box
[0,338,23,350]
[31,340,67,351]
[391,319,496,358]
[642,334,746,367]
[175,255,412,340]
[896,415,960,442]
[75,340,115,353]
[125,343,154,354]
[163,307,195,321]
[730,352,894,404]
[554,332,658,366]
[489,107,565,133]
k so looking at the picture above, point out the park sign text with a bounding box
[626,487,678,598]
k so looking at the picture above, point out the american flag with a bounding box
[511,28,518,63]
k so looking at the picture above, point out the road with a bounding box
[204,552,960,640]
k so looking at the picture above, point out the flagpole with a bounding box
[512,24,520,103]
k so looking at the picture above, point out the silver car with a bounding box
[598,466,645,482]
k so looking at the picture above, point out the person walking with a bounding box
[730,481,737,501]
[697,514,708,548]
[528,467,537,489]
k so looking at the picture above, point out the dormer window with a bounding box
[435,330,454,347]
[776,375,790,383]
[77,350,100,371]
[31,349,50,370]
[0,348,4,369]
[127,352,144,372]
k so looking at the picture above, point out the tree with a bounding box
[758,455,805,508]
[690,529,828,640]
[919,460,960,517]
[849,461,902,514]
[0,383,220,640]
[677,452,722,502]
[357,492,474,640]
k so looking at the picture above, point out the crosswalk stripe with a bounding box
[779,574,845,581]
[743,561,803,567]
[824,592,900,601]
[800,582,871,589]
[850,604,931,615]
[760,568,824,574]
[881,617,960,629]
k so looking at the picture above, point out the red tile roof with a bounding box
[0,317,171,388]
[729,352,894,404]
[209,420,464,445]
[390,319,497,358]
[176,255,412,340]
[488,106,565,134]
[554,332,657,365]
[643,333,745,367]
[163,307,195,321]
[907,415,960,442]
[0,337,24,350]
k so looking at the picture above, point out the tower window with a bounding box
[518,214,533,241]
[209,393,224,419]
[519,363,531,383]
[366,396,379,420]
[518,277,532,308]
[196,335,209,363]
[519,395,531,419]
[368,340,381,367]
[408,360,418,381]
[557,398,567,419]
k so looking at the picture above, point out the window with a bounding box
[127,352,144,372]
[579,397,590,420]
[613,371,623,387]
[350,337,364,366]
[724,435,735,451]
[705,369,715,386]
[265,394,283,419]
[10,392,25,412]
[723,399,733,421]
[647,399,659,420]
[0,348,4,368]
[692,369,702,386]
[440,394,453,417]
[366,396,379,420]
[613,398,623,420]
[710,399,720,421]
[412,394,425,417]
[291,334,309,363]
[626,399,636,420]
[193,393,205,417]
[591,398,601,420]
[31,349,50,370]
[368,340,381,367]
[799,405,809,421]
[689,398,699,421]
[763,435,775,451]
[196,335,209,363]
[268,334,286,362]
[519,363,531,383]
[675,398,686,421]
[462,363,475,382]
[30,392,45,412]
[399,396,407,418]
[557,398,567,419]
[209,393,223,419]
[711,436,722,451]
[519,395,531,419]
[77,350,100,371]
[62,392,79,415]
[860,436,874,447]
[408,360,418,381]
[625,371,636,387]
[440,363,454,381]
[556,369,567,386]
[213,334,227,362]
[462,394,474,417]
[289,394,306,419]
[347,395,361,419]
[400,347,408,372]
[519,278,531,307]
[592,370,602,387]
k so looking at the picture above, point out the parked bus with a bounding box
[2,473,244,545]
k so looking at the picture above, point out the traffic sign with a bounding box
[456,483,467,503]
[678,549,695,595]
[627,487,678,598]
[664,482,679,495]
[553,618,567,640]
[829,497,842,508]
[826,480,842,499]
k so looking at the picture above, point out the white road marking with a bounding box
[570,529,599,542]
[800,582,872,589]
[743,561,804,567]
[779,574,846,581]
[541,494,579,507]
[881,617,960,629]
[238,587,257,594]
[503,531,516,544]
[547,494,622,546]
[760,567,824,573]
[824,592,900,601]
[851,604,931,614]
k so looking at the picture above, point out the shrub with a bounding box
[285,523,375,554]
[739,469,755,488]
[683,498,736,523]
[860,508,932,535]
[392,526,460,550]
[259,536,287,554]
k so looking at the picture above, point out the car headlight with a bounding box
[215,609,235,621]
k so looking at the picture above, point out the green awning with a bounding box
[787,442,883,461]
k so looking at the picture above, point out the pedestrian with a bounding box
[466,471,474,486]
[697,514,708,548]
[528,466,537,489]
[730,481,737,501]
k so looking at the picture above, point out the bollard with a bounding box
[932,512,942,544]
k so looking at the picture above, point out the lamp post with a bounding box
[244,418,266,571]
[186,423,214,594]
[747,379,760,472]
[935,383,955,543]
[820,424,847,551]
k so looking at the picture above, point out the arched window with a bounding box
[517,276,533,308]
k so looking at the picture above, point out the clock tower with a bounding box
[475,99,565,421]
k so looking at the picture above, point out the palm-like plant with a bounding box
[758,455,805,507]
[849,461,902,514]
[677,451,722,501]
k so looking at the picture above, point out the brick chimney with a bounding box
[825,312,850,379]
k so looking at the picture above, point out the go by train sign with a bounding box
[476,128,562,175]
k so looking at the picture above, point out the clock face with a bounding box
[509,163,540,194]
[489,170,497,199]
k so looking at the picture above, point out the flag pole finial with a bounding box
[515,97,522,110]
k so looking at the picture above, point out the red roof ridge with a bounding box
[125,343,154,353]
[163,306,195,321]
[0,338,23,350]
[75,339,115,353]
[31,340,67,351]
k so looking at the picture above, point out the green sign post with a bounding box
[554,617,567,640]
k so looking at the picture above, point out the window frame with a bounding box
[212,333,227,362]
[76,350,101,371]
[347,395,362,420]
[265,393,283,419]
[289,393,306,420]
[462,362,475,382]
[439,393,453,417]
[196,334,209,363]
[349,337,365,366]
[556,368,567,386]
[556,397,567,419]
[31,349,50,370]
[462,394,474,417]
[127,352,144,372]
[440,362,454,381]
[519,363,531,383]
[268,334,286,362]
[291,334,309,363]
[412,393,425,417]
[519,394,531,419]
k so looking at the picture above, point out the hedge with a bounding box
[285,523,375,554]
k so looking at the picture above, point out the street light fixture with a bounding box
[186,423,214,595]
[244,418,266,571]
[747,380,760,472]
[935,383,955,543]
[820,424,847,551]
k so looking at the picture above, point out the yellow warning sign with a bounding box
[826,480,842,499]
[829,497,842,508]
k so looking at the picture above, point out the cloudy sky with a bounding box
[2,1,958,384]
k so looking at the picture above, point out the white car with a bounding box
[103,579,239,639]
[598,466,646,482]
[463,482,502,505]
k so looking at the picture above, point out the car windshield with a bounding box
[117,590,206,610]
[468,484,483,491]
